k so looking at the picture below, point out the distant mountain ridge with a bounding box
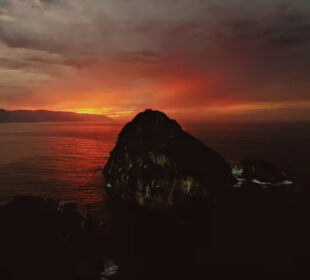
[0,109,113,123]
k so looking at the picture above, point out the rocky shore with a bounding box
[0,109,308,280]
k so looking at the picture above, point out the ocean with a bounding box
[0,121,309,215]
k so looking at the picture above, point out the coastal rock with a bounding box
[0,196,104,280]
[241,159,293,187]
[103,109,235,206]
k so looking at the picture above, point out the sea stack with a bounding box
[103,109,235,207]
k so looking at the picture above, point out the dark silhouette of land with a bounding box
[0,109,113,123]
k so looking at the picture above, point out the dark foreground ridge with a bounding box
[0,109,309,280]
[0,196,104,280]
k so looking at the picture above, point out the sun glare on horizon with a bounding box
[64,107,135,119]
[67,108,106,115]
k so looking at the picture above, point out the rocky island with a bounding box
[103,109,236,207]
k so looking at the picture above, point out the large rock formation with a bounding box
[103,109,235,206]
[0,196,104,280]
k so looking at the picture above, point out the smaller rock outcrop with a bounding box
[241,159,293,186]
[0,196,104,280]
[103,109,236,207]
[231,159,293,189]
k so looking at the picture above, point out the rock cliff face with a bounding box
[103,109,235,206]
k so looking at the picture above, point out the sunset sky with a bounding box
[0,0,309,121]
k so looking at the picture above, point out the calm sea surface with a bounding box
[0,121,309,213]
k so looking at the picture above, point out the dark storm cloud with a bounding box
[119,50,169,64]
[224,10,310,49]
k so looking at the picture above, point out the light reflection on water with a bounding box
[0,122,122,213]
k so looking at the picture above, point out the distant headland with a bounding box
[0,109,113,123]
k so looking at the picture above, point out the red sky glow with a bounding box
[0,0,310,122]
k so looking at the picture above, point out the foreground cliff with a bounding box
[103,109,235,207]
[0,196,104,280]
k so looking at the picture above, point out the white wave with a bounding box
[232,165,244,177]
[252,179,293,186]
[232,164,245,188]
[100,259,118,279]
